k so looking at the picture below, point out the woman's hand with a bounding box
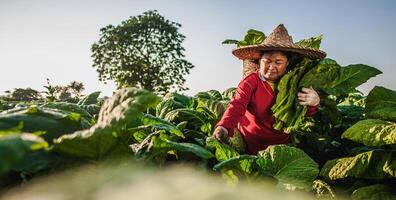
[298,87,320,106]
[213,126,229,142]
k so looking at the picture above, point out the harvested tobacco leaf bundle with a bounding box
[271,58,318,133]
[272,57,381,133]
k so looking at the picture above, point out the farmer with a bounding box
[213,24,326,154]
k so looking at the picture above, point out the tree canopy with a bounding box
[91,10,194,95]
[4,88,42,101]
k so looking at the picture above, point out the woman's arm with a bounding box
[215,73,258,137]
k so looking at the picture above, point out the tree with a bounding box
[91,10,194,95]
[68,81,85,99]
[6,88,42,101]
[43,78,85,102]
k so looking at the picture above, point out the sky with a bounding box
[0,0,395,97]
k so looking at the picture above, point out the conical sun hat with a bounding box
[232,24,326,60]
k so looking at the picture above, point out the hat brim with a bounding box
[232,44,326,60]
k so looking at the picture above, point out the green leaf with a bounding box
[194,90,224,101]
[131,129,148,143]
[222,39,239,45]
[299,58,341,90]
[222,29,265,47]
[228,129,246,153]
[243,29,266,46]
[176,121,188,131]
[206,136,239,161]
[151,136,214,159]
[155,93,195,118]
[300,59,382,96]
[0,121,23,135]
[321,97,343,125]
[77,91,101,105]
[337,91,366,107]
[140,113,184,138]
[222,87,236,100]
[256,145,319,190]
[41,102,93,129]
[184,129,206,140]
[237,40,248,47]
[196,98,228,120]
[296,35,323,49]
[155,99,178,119]
[0,133,48,176]
[337,105,364,121]
[351,184,396,200]
[312,180,337,200]
[207,136,254,176]
[131,131,160,159]
[365,86,396,122]
[323,64,382,96]
[54,88,160,158]
[213,155,257,172]
[79,104,101,116]
[165,93,195,108]
[342,119,396,146]
[320,149,396,180]
[164,108,209,133]
[0,106,85,142]
[42,102,93,119]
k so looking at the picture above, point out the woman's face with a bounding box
[260,51,289,81]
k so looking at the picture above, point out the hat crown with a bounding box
[232,24,327,60]
[262,24,294,45]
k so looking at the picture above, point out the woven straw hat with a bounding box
[232,24,326,60]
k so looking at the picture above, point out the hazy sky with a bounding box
[1,0,395,97]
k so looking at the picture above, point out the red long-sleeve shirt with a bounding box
[216,71,318,154]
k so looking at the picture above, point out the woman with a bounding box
[213,24,326,154]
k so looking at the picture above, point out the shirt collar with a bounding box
[259,70,278,91]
